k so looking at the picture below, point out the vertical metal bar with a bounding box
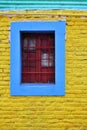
[37,34,41,83]
[48,34,50,83]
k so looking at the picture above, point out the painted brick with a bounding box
[0,10,87,130]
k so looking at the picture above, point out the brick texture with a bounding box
[0,10,87,130]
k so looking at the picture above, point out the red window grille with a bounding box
[21,32,55,83]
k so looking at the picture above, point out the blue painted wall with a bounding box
[0,0,87,10]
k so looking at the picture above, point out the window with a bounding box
[10,21,66,96]
[21,32,55,84]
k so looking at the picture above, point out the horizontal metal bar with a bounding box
[22,72,54,74]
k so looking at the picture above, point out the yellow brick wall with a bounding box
[0,10,87,130]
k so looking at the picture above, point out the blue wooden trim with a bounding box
[10,21,66,96]
[1,1,87,4]
[0,5,87,10]
[0,0,87,10]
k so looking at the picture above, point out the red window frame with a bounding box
[21,32,55,84]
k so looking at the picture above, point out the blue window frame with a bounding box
[10,21,66,96]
